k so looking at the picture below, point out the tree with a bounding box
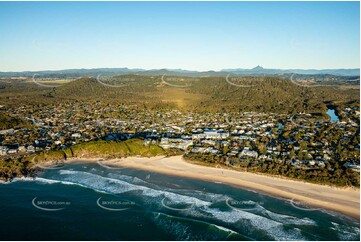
[290,149,295,158]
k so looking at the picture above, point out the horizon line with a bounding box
[1,66,360,73]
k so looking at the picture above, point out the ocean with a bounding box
[0,162,359,241]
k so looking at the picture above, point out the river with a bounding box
[327,109,340,122]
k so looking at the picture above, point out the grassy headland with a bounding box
[0,139,179,181]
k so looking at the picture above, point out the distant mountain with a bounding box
[135,69,230,77]
[222,66,360,76]
[0,66,359,77]
[252,65,264,71]
[0,68,144,77]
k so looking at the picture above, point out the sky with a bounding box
[0,1,359,72]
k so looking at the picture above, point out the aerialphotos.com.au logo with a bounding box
[289,198,320,211]
[32,157,65,170]
[225,198,260,212]
[32,74,62,88]
[289,74,340,88]
[289,114,313,129]
[32,197,71,211]
[96,74,133,88]
[161,74,193,88]
[96,159,125,170]
[160,197,193,211]
[96,197,136,211]
[225,74,265,88]
[160,157,190,171]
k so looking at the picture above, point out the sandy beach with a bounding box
[64,155,360,219]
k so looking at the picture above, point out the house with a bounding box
[27,145,35,152]
[7,149,18,154]
[18,146,26,153]
[344,162,360,173]
[240,147,258,159]
[71,133,81,138]
[54,140,62,145]
[0,129,14,135]
[192,131,229,140]
[0,146,8,156]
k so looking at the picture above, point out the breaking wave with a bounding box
[6,167,359,241]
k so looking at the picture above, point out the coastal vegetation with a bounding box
[0,139,168,181]
[0,157,36,181]
[0,112,32,129]
[184,153,360,187]
[0,75,359,113]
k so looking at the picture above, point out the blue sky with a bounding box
[0,1,359,71]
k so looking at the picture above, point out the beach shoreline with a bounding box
[42,155,360,220]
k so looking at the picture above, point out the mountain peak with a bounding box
[252,65,264,70]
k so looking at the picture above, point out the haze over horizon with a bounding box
[0,1,359,72]
[0,65,360,74]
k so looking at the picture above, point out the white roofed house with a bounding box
[240,147,258,159]
[344,162,360,173]
[0,146,8,156]
[18,146,27,153]
[144,139,152,146]
[205,147,219,154]
[71,133,81,138]
[54,140,62,145]
[7,148,18,154]
[192,131,229,140]
[258,154,267,160]
[160,137,193,150]
[27,145,35,153]
[178,139,193,150]
[160,137,169,145]
[159,138,171,149]
[201,139,216,146]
